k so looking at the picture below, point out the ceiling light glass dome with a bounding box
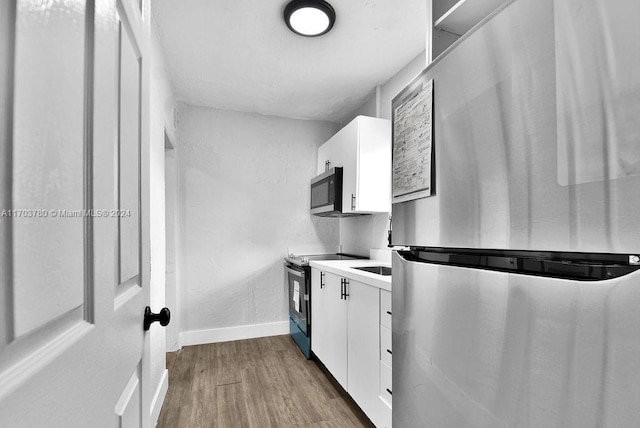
[284,0,336,37]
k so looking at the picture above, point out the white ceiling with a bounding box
[151,0,427,122]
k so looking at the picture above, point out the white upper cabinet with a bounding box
[432,0,509,59]
[317,138,336,175]
[434,0,507,35]
[317,116,391,214]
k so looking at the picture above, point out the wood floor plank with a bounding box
[217,381,252,428]
[158,347,196,427]
[188,356,217,426]
[166,351,178,372]
[157,335,375,428]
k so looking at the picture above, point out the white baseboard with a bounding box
[179,321,289,347]
[150,369,169,427]
[166,338,181,352]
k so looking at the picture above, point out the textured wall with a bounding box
[148,20,177,401]
[164,146,179,351]
[339,88,378,128]
[379,50,427,122]
[340,51,426,256]
[176,105,339,334]
[340,213,391,256]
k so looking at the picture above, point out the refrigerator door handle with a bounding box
[397,249,640,281]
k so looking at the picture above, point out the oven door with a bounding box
[286,265,309,336]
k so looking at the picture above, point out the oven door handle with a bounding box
[285,266,305,279]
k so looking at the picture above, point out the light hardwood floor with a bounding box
[157,335,376,428]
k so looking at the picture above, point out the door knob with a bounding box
[144,306,171,331]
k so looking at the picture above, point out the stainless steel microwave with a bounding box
[310,167,343,217]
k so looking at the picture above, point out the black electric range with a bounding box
[285,253,367,267]
[284,253,367,358]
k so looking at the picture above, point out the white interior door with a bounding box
[0,0,154,426]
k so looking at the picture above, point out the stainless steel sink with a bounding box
[353,266,392,276]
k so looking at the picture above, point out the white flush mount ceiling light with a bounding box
[284,0,336,37]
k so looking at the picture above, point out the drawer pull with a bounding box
[386,311,392,315]
[386,388,392,395]
[386,349,392,355]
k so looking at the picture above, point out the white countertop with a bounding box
[309,259,392,291]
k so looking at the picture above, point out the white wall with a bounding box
[164,141,179,351]
[340,213,391,256]
[148,18,177,422]
[176,105,340,344]
[340,51,427,256]
[340,88,378,127]
[379,51,427,122]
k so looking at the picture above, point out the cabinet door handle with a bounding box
[386,311,392,315]
[340,278,344,300]
[386,349,392,355]
[320,271,325,289]
[343,278,349,299]
[351,194,356,210]
[386,388,392,396]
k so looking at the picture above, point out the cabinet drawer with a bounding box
[379,396,392,428]
[380,361,392,406]
[380,290,392,329]
[380,325,392,367]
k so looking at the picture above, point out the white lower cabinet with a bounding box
[347,280,381,422]
[379,290,392,428]
[379,361,392,427]
[311,268,388,427]
[311,268,348,389]
[381,325,392,368]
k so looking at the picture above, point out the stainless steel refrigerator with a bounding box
[391,0,640,426]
